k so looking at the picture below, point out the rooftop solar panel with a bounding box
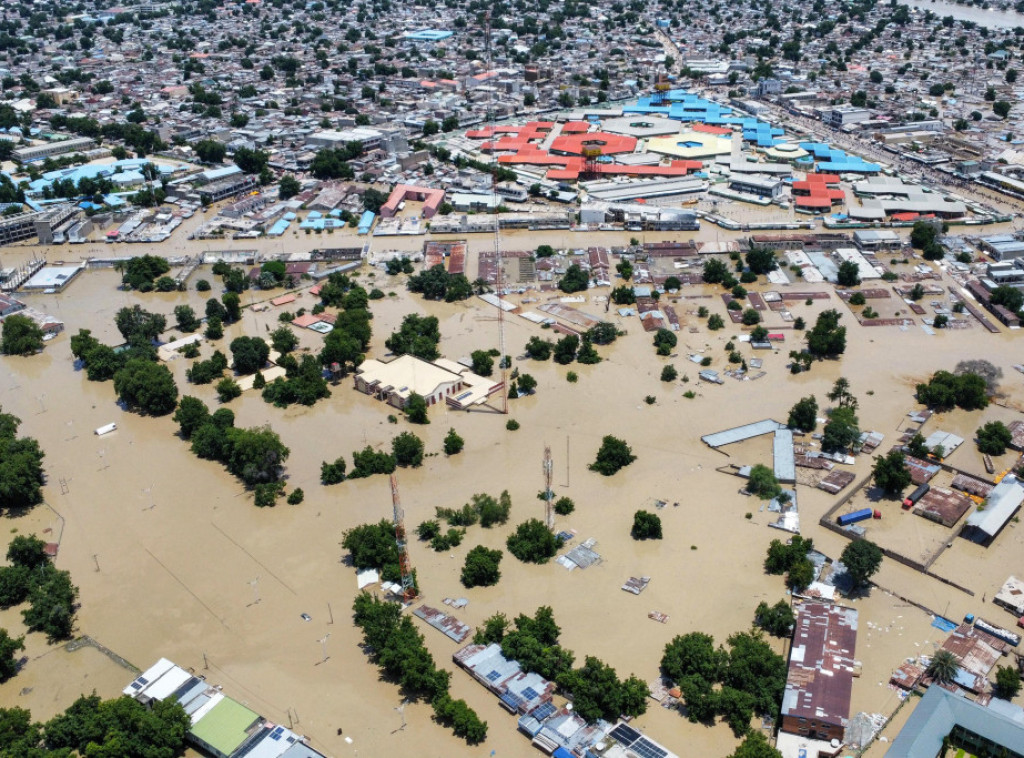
[486,670,502,682]
[530,702,556,721]
[609,723,641,746]
[632,737,668,758]
[521,687,539,701]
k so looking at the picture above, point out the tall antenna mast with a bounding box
[543,445,554,530]
[485,10,508,414]
[391,475,417,603]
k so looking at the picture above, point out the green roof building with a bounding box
[190,697,261,758]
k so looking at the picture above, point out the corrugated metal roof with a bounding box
[702,419,785,447]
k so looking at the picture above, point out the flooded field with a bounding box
[1,241,1022,757]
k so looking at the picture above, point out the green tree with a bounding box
[461,546,503,587]
[661,632,725,683]
[470,350,494,376]
[994,665,1021,699]
[22,565,77,641]
[173,305,201,333]
[392,431,424,467]
[405,392,429,424]
[114,305,166,342]
[994,100,1011,118]
[173,397,210,440]
[230,336,269,374]
[269,326,299,355]
[321,457,347,484]
[0,411,46,512]
[836,260,861,287]
[787,396,818,432]
[754,600,795,638]
[926,649,960,684]
[554,334,579,365]
[443,428,464,455]
[916,370,988,411]
[278,174,300,199]
[822,406,860,454]
[744,247,777,275]
[114,360,178,416]
[385,314,441,360]
[839,539,883,592]
[6,535,48,570]
[588,322,617,345]
[806,309,846,358]
[222,425,289,485]
[747,464,782,500]
[977,421,1013,455]
[589,435,636,476]
[653,328,677,356]
[703,258,729,284]
[524,336,554,360]
[728,731,783,758]
[741,308,761,326]
[121,255,170,290]
[661,365,678,382]
[194,139,227,163]
[872,450,912,496]
[1,315,44,356]
[708,313,725,330]
[506,519,559,563]
[216,377,242,403]
[559,263,590,293]
[0,628,25,682]
[631,510,663,540]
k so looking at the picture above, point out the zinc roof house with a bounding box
[962,475,1024,546]
[885,686,1024,758]
[781,601,859,743]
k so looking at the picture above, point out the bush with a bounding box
[461,546,503,587]
[506,419,520,431]
[566,371,578,383]
[977,420,1013,455]
[661,365,678,382]
[405,392,429,424]
[653,328,677,356]
[631,510,663,540]
[554,497,575,515]
[321,457,347,484]
[506,519,559,563]
[254,482,282,507]
[754,600,795,637]
[287,488,304,505]
[443,428,464,455]
[216,377,242,403]
[590,435,636,476]
[392,432,424,467]
[746,464,781,500]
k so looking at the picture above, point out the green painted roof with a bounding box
[190,697,260,756]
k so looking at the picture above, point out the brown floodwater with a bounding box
[1,234,1022,757]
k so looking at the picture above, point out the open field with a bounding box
[1,250,1022,757]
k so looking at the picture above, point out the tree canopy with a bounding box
[1,315,44,356]
[839,539,883,592]
[805,309,846,359]
[506,519,559,564]
[872,450,912,497]
[559,264,590,293]
[631,510,663,540]
[589,435,636,476]
[461,546,503,587]
[114,359,178,416]
[385,314,441,361]
[787,396,818,432]
[916,370,988,411]
[0,407,46,513]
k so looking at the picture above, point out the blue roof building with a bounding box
[885,687,1024,758]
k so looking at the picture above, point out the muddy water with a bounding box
[0,252,1022,757]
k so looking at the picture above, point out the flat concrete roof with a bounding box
[22,264,84,290]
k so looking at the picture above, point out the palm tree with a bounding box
[927,650,960,685]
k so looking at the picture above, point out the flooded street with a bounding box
[1,242,1022,757]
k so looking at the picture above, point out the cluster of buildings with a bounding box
[124,658,325,758]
